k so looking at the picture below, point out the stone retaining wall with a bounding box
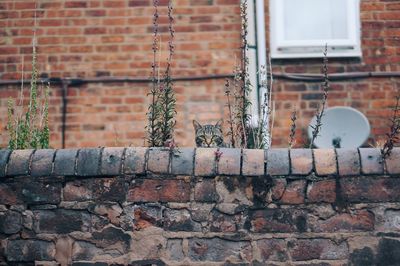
[0,147,400,265]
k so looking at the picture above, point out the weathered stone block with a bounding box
[310,210,374,232]
[7,149,34,176]
[313,149,337,176]
[63,180,93,201]
[164,209,201,232]
[53,148,78,176]
[288,239,348,261]
[72,241,102,261]
[385,147,400,174]
[246,209,307,233]
[266,149,289,176]
[341,177,400,203]
[271,179,287,201]
[124,147,147,174]
[290,149,313,175]
[17,180,61,205]
[30,149,56,177]
[194,179,218,202]
[6,240,55,262]
[147,148,170,174]
[256,239,288,262]
[195,148,217,176]
[0,183,20,205]
[337,149,360,176]
[171,148,194,175]
[359,148,384,175]
[188,237,252,262]
[242,149,264,176]
[159,180,190,202]
[307,179,336,203]
[279,180,306,204]
[376,238,400,266]
[127,179,161,202]
[217,148,241,175]
[92,178,125,202]
[210,210,238,232]
[77,148,102,176]
[33,210,89,234]
[166,239,184,261]
[0,210,22,234]
[0,149,11,178]
[100,147,124,175]
[92,226,131,251]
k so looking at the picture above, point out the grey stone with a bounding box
[33,209,89,234]
[77,148,101,176]
[164,209,201,232]
[0,149,11,178]
[17,180,61,205]
[53,149,78,176]
[6,239,55,262]
[0,210,22,234]
[124,147,147,174]
[6,149,34,176]
[359,148,384,175]
[337,149,361,176]
[100,147,124,175]
[266,149,290,176]
[171,148,195,175]
[166,239,184,261]
[30,149,56,177]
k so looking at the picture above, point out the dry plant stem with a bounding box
[237,0,251,148]
[289,108,297,149]
[158,0,176,145]
[309,45,329,148]
[147,0,160,147]
[382,94,400,159]
[225,79,236,147]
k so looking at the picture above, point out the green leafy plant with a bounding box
[7,31,50,150]
[146,0,176,147]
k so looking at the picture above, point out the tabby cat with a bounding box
[193,119,226,147]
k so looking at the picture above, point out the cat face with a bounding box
[193,120,224,147]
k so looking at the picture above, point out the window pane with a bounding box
[283,0,348,41]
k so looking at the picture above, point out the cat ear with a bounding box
[193,120,202,131]
[215,119,223,128]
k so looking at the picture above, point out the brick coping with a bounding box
[0,147,399,178]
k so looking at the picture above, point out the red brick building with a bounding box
[0,0,399,148]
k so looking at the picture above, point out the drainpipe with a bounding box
[256,0,267,76]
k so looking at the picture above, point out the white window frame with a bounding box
[270,0,362,58]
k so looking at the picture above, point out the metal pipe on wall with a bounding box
[1,71,399,148]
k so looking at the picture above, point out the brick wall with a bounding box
[1,147,400,265]
[0,0,400,148]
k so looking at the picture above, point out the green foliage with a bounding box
[7,35,50,150]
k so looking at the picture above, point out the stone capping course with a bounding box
[0,147,399,178]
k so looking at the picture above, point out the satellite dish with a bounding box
[308,106,370,148]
